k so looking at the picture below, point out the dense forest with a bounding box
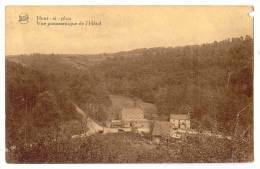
[6,36,253,162]
[92,36,253,133]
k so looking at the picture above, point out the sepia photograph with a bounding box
[5,6,253,163]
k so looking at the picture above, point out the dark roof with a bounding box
[170,114,190,120]
[152,121,171,137]
[109,95,157,120]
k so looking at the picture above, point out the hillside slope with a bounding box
[6,36,253,142]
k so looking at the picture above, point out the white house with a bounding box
[170,114,190,130]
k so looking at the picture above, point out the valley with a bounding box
[6,36,253,162]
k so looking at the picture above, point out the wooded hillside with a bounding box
[6,36,253,162]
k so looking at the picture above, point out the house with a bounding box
[170,114,190,130]
[120,107,144,121]
[119,107,145,128]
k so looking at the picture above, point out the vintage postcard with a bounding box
[5,6,253,163]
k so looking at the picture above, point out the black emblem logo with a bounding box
[18,13,29,24]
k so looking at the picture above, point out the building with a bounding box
[120,107,144,121]
[118,107,151,133]
[170,114,190,130]
[119,107,145,128]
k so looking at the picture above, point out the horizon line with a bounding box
[6,35,253,57]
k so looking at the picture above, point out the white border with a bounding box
[0,1,259,169]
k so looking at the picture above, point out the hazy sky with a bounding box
[6,6,253,55]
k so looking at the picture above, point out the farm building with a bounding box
[119,107,150,129]
[170,114,190,130]
[108,95,158,120]
[106,106,151,133]
[119,107,144,121]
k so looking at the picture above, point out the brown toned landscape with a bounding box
[5,6,253,163]
[6,36,253,163]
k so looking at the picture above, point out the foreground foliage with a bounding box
[6,133,252,163]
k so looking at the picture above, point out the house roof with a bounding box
[152,121,171,137]
[122,107,144,114]
[170,114,190,120]
[109,94,158,120]
[120,107,144,120]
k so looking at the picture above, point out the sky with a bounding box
[6,6,253,55]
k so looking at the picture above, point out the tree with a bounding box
[32,91,60,127]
